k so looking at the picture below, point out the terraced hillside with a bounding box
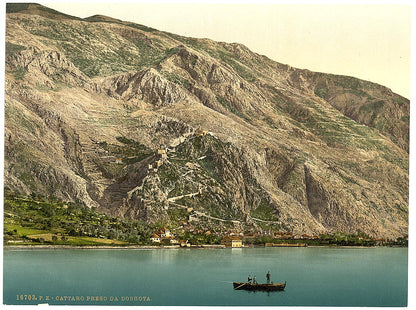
[4,3,409,239]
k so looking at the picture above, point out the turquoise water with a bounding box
[3,247,407,306]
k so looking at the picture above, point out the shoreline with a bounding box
[3,244,227,250]
[3,244,405,250]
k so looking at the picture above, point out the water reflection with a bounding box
[150,248,180,263]
[4,247,407,306]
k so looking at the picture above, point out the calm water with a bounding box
[3,247,408,306]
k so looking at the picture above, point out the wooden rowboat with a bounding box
[233,281,286,291]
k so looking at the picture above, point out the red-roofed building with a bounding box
[150,234,160,243]
[156,228,172,238]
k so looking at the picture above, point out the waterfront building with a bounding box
[222,236,243,248]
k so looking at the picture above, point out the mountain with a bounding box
[4,3,409,239]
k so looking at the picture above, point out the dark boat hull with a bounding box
[233,282,286,291]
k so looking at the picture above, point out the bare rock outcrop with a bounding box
[6,47,88,88]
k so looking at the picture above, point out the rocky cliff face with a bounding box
[4,3,409,239]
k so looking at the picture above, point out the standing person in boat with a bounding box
[248,275,252,283]
[266,271,271,284]
[253,275,257,284]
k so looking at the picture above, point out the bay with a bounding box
[3,247,408,306]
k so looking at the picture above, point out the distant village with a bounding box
[148,226,395,248]
[150,227,245,248]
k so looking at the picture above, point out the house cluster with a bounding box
[274,231,294,239]
[300,234,320,240]
[224,230,320,242]
[149,227,245,248]
[150,228,190,247]
[173,221,213,236]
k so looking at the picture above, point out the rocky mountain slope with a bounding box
[4,3,409,239]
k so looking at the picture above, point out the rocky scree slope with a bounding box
[4,3,409,238]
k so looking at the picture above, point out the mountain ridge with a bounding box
[4,4,409,239]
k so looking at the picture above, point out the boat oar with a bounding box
[234,283,247,290]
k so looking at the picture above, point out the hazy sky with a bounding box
[41,2,411,98]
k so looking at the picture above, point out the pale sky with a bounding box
[35,2,411,99]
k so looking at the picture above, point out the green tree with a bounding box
[161,238,171,246]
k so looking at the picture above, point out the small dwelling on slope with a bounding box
[157,149,167,159]
[195,128,208,137]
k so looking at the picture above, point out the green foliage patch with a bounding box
[125,22,157,33]
[23,18,168,77]
[250,200,278,221]
[359,100,385,114]
[5,102,41,134]
[244,232,387,247]
[6,42,26,57]
[98,136,152,165]
[216,96,251,121]
[11,65,27,80]
[333,75,361,89]
[166,208,189,222]
[198,154,221,183]
[4,191,153,245]
[160,70,190,89]
[6,3,30,13]
[216,50,257,82]
[162,32,261,83]
[314,85,329,98]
